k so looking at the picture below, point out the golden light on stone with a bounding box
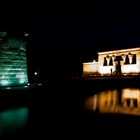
[122,88,140,99]
[83,47,140,75]
[83,61,98,74]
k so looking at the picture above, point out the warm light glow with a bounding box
[98,66,114,74]
[83,47,140,75]
[121,64,139,73]
[121,89,140,112]
[98,47,140,55]
[122,88,140,99]
[83,62,98,74]
[85,88,140,116]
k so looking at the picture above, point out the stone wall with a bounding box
[83,61,98,75]
[98,48,140,74]
[0,38,28,86]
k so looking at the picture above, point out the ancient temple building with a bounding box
[0,32,28,87]
[83,47,140,75]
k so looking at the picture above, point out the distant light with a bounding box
[38,83,42,85]
[27,83,30,85]
[24,33,29,36]
[24,86,28,88]
[34,72,38,75]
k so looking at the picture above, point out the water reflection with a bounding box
[85,88,140,116]
[0,107,28,136]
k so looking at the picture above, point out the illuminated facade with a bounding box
[0,32,28,86]
[83,47,140,75]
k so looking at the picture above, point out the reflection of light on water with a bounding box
[0,107,28,136]
[122,89,140,99]
[38,83,42,85]
[84,96,94,111]
[93,95,97,111]
[85,88,140,116]
[5,87,11,89]
[122,88,140,112]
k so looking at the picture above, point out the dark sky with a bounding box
[28,6,140,79]
[26,6,140,79]
[2,5,140,79]
[31,6,140,55]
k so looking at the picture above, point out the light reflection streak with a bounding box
[85,88,140,116]
[0,107,28,136]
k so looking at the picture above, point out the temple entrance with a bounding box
[114,56,123,75]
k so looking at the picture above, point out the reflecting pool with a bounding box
[85,88,140,116]
[0,107,28,137]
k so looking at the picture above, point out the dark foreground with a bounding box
[1,78,140,139]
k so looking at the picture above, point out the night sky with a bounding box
[30,7,140,80]
[2,5,140,81]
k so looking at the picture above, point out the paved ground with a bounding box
[72,74,140,80]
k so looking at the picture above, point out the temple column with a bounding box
[122,54,126,64]
[123,100,128,108]
[130,99,134,109]
[112,55,116,65]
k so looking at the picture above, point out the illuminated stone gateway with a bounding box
[83,47,140,75]
[0,32,28,87]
